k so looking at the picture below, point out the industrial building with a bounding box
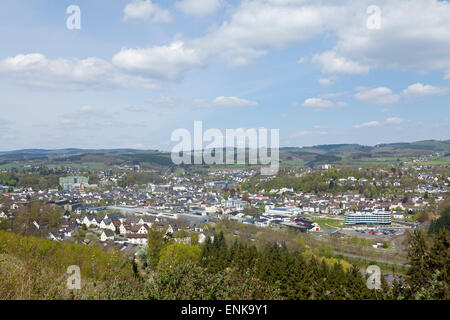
[345,211,391,226]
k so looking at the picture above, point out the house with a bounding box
[100,230,115,242]
[137,216,156,227]
[81,215,100,228]
[48,230,64,241]
[99,218,116,231]
[0,211,7,219]
[119,223,133,235]
[127,233,147,245]
[372,242,384,249]
[198,232,214,244]
[130,224,149,235]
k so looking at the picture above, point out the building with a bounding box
[59,176,89,191]
[265,206,302,216]
[345,211,391,226]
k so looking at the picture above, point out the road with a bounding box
[331,251,410,267]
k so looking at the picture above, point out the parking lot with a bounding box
[341,228,406,239]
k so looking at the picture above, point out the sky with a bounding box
[0,0,449,151]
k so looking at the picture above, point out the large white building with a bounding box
[345,211,391,226]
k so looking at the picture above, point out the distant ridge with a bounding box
[0,140,448,169]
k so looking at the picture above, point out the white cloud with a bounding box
[112,41,204,81]
[354,87,400,105]
[0,53,158,90]
[196,96,258,108]
[194,0,337,65]
[320,0,450,78]
[123,0,172,23]
[352,121,382,129]
[318,77,335,86]
[297,57,306,64]
[124,0,450,77]
[175,0,221,17]
[353,117,407,129]
[303,98,334,109]
[385,117,406,125]
[312,51,369,75]
[402,82,446,97]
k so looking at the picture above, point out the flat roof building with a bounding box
[345,211,391,226]
[59,176,89,191]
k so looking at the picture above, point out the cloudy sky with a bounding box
[0,0,449,151]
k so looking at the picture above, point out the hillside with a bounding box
[0,140,448,170]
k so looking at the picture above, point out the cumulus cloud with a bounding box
[5,0,450,91]
[193,0,338,65]
[402,82,446,97]
[318,77,336,86]
[0,53,158,90]
[317,0,450,78]
[303,98,334,109]
[302,97,346,110]
[352,121,382,129]
[385,117,406,125]
[354,87,400,105]
[353,117,407,129]
[175,0,221,17]
[195,96,258,108]
[123,0,172,22]
[312,51,369,75]
[112,41,204,81]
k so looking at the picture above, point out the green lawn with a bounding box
[309,217,345,229]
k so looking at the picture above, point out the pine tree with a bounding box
[427,229,449,299]
[406,230,432,297]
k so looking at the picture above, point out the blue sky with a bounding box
[0,0,449,151]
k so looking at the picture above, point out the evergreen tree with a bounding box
[406,230,432,297]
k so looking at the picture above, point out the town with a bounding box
[1,148,448,277]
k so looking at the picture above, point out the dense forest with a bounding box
[0,225,448,300]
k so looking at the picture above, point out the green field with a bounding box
[411,156,450,166]
[338,157,410,166]
[307,216,346,229]
[0,163,25,169]
[281,159,307,167]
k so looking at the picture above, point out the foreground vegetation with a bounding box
[0,224,448,300]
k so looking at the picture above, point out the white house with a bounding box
[100,230,115,242]
[99,219,115,231]
[127,233,147,245]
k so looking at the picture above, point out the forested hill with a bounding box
[0,140,448,169]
